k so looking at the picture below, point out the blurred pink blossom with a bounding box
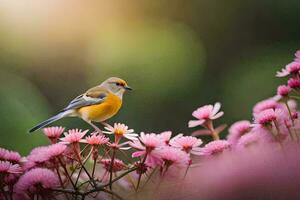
[154,146,189,168]
[253,99,280,114]
[277,85,291,97]
[200,140,230,156]
[227,120,251,145]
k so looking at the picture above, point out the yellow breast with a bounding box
[77,93,122,122]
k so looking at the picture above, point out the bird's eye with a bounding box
[116,82,125,87]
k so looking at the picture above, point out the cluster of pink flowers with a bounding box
[1,50,300,199]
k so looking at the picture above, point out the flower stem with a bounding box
[92,157,97,179]
[109,148,116,190]
[56,167,70,200]
[58,158,76,190]
[136,154,148,191]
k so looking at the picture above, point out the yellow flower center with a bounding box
[114,128,125,135]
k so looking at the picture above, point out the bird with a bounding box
[29,77,132,133]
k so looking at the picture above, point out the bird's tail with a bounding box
[29,110,72,133]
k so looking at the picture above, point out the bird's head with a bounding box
[101,77,132,95]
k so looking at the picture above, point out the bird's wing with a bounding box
[62,87,108,111]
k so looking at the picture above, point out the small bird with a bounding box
[29,77,132,133]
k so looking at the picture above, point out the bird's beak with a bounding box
[124,86,132,91]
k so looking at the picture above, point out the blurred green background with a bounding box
[0,0,299,154]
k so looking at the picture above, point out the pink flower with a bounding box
[159,131,172,145]
[169,136,203,155]
[276,61,300,77]
[287,61,300,74]
[100,159,127,172]
[227,120,251,145]
[277,85,291,97]
[81,133,109,145]
[295,50,300,62]
[130,132,163,167]
[46,143,67,159]
[236,133,261,149]
[14,168,59,199]
[188,102,224,128]
[0,161,22,174]
[253,99,280,114]
[292,111,298,119]
[254,108,280,125]
[0,148,21,164]
[200,140,231,156]
[43,126,65,143]
[154,146,189,168]
[60,129,88,144]
[288,78,300,88]
[26,146,49,163]
[276,67,290,77]
[24,144,66,170]
[103,123,138,142]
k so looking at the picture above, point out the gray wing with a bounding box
[62,91,107,111]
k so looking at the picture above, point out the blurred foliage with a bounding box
[0,0,299,154]
[0,71,49,152]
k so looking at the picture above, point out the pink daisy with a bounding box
[236,133,261,149]
[288,78,300,88]
[227,120,251,145]
[169,136,203,155]
[276,66,290,77]
[200,140,231,156]
[0,148,21,164]
[253,99,280,114]
[14,168,59,199]
[188,102,224,128]
[287,61,300,74]
[277,85,291,97]
[158,131,172,145]
[60,129,88,144]
[154,146,190,168]
[254,108,281,125]
[26,146,50,164]
[24,144,66,170]
[295,50,300,62]
[103,123,138,142]
[43,126,65,143]
[276,61,300,77]
[130,132,164,167]
[0,148,8,159]
[0,161,22,174]
[46,143,67,159]
[81,133,109,145]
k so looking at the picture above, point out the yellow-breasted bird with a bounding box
[29,77,132,133]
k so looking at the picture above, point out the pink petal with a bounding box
[211,111,224,119]
[188,120,205,128]
[132,151,145,158]
[212,102,221,116]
